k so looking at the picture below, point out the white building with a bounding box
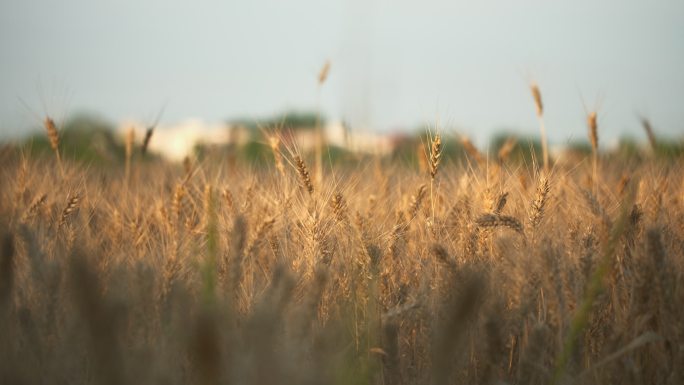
[119,119,398,161]
[119,119,248,161]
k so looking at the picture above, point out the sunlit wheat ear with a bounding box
[44,117,63,172]
[587,111,598,153]
[429,134,442,180]
[269,136,285,175]
[330,192,348,223]
[294,155,314,195]
[528,174,550,231]
[587,111,599,191]
[44,117,60,153]
[530,83,543,117]
[59,192,81,228]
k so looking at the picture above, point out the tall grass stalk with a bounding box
[530,82,549,172]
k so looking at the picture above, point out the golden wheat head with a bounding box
[44,117,60,152]
[429,134,442,180]
[294,155,314,195]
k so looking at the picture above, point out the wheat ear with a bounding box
[640,117,657,152]
[59,192,81,228]
[44,117,64,176]
[294,155,314,195]
[587,111,598,193]
[530,82,549,172]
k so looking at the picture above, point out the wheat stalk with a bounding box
[587,111,598,152]
[587,111,599,192]
[125,127,135,184]
[530,82,549,172]
[314,60,331,187]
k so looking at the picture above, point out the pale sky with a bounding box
[1,0,682,146]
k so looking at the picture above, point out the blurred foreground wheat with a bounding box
[0,138,682,385]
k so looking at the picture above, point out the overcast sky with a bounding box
[1,0,682,146]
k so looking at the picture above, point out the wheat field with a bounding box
[0,124,682,385]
